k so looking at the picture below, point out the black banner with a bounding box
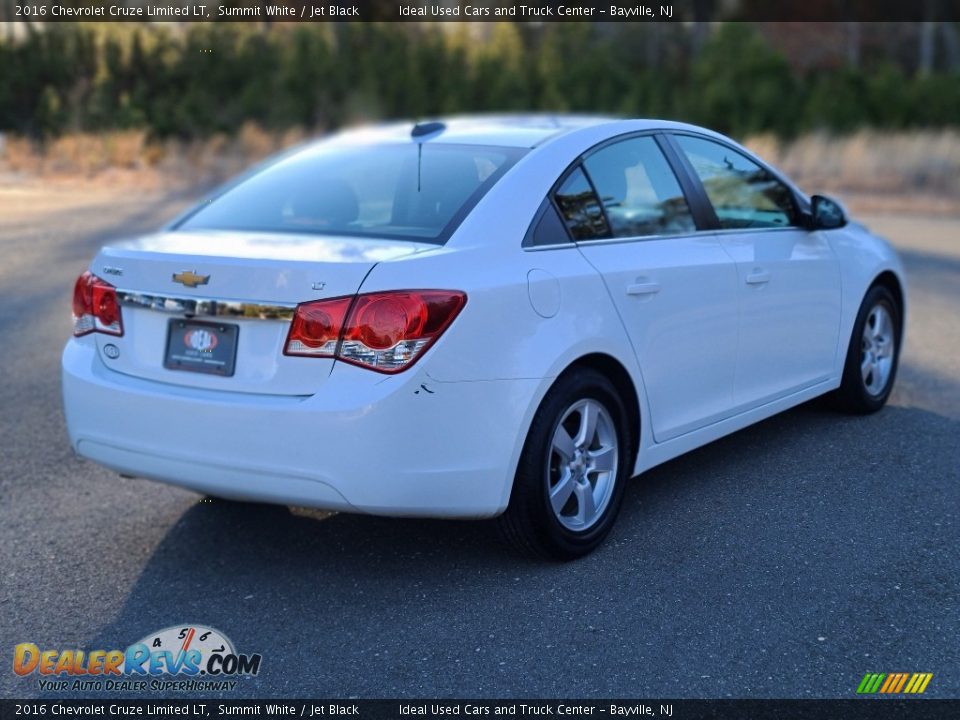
[3,0,960,23]
[2,700,960,720]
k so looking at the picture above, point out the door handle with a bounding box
[626,282,661,296]
[746,269,771,285]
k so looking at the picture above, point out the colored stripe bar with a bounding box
[857,672,932,694]
[905,674,922,693]
[893,673,910,693]
[862,673,885,693]
[903,674,917,693]
[881,673,904,693]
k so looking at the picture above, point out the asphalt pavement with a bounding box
[0,187,957,699]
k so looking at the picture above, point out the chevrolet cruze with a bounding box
[62,116,905,558]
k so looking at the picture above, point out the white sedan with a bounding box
[62,116,905,559]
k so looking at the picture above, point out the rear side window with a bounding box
[526,202,571,247]
[582,136,696,239]
[674,135,798,229]
[553,167,609,241]
[177,143,524,244]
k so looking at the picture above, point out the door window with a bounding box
[582,136,696,239]
[674,135,798,230]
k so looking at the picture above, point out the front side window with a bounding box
[582,136,696,239]
[177,143,523,244]
[674,135,798,230]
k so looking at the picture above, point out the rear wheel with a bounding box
[833,284,901,414]
[498,369,630,560]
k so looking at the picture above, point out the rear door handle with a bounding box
[746,269,771,285]
[626,282,661,296]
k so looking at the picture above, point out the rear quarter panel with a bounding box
[358,153,652,476]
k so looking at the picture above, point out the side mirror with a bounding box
[808,194,847,230]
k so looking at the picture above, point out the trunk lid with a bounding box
[90,230,434,395]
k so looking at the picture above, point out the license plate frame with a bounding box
[164,319,239,377]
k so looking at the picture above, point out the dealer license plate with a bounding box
[164,319,238,377]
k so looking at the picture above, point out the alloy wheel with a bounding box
[860,303,896,396]
[547,399,619,532]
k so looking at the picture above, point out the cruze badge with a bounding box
[172,270,210,288]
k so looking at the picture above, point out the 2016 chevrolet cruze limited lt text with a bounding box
[62,116,905,558]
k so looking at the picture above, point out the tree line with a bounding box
[1,22,958,141]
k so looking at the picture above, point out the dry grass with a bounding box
[745,130,960,214]
[3,130,148,175]
[0,124,308,191]
[2,126,958,214]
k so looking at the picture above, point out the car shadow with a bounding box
[62,395,959,697]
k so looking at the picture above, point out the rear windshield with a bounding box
[176,142,525,244]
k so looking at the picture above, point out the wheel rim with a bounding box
[860,303,896,396]
[547,399,619,532]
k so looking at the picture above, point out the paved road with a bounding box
[0,188,957,699]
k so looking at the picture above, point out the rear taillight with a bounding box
[72,271,123,337]
[284,290,466,373]
[284,296,353,357]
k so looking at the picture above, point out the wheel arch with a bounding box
[871,270,905,336]
[830,268,905,414]
[496,351,644,556]
[556,352,642,472]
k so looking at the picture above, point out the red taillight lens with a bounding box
[340,291,465,373]
[284,290,466,373]
[72,271,123,337]
[349,293,428,351]
[284,296,353,357]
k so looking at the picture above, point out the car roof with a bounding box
[318,115,730,152]
[329,115,622,148]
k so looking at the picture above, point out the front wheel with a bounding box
[832,284,902,414]
[498,369,631,560]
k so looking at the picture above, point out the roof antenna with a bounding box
[411,121,446,193]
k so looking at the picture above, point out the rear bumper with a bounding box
[62,339,539,518]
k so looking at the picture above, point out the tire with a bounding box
[498,368,631,560]
[832,284,902,414]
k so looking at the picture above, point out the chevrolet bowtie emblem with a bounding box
[172,271,210,288]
